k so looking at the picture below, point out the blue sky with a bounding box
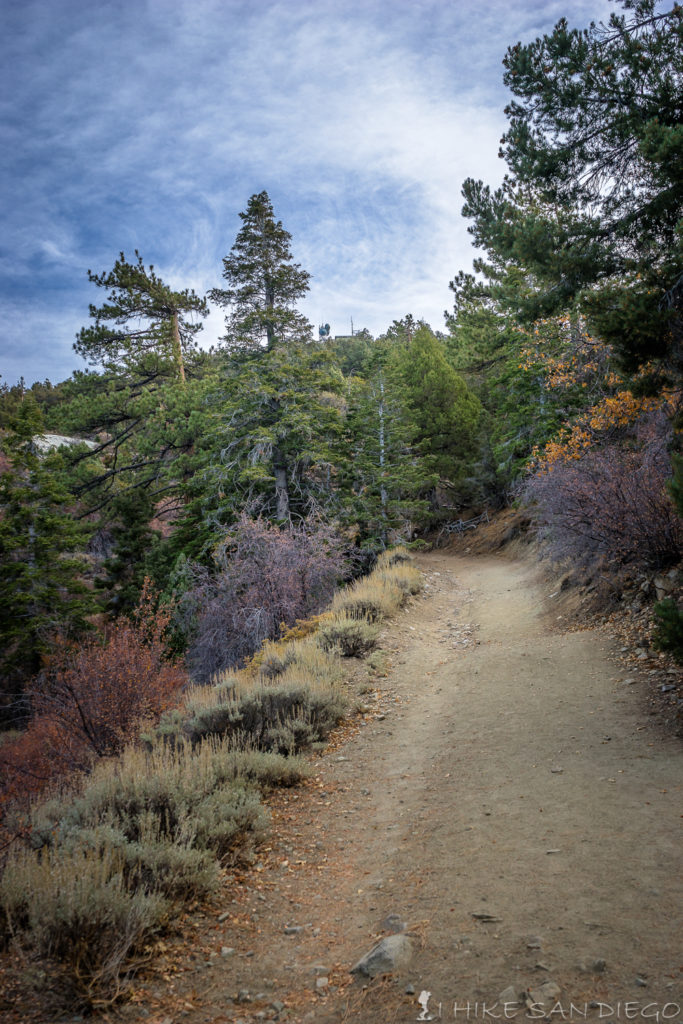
[0,0,613,386]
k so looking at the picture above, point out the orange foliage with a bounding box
[0,581,187,822]
[518,314,677,472]
[534,391,665,471]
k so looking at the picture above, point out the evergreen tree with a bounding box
[394,326,481,494]
[183,340,348,544]
[59,254,212,523]
[0,397,95,725]
[97,488,159,614]
[76,251,208,382]
[461,1,683,381]
[210,191,312,351]
[344,339,432,547]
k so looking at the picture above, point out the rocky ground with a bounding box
[2,548,681,1024]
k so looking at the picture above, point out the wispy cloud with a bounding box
[0,0,614,383]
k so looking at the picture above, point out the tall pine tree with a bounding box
[210,191,312,351]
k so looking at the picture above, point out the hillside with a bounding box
[4,546,679,1023]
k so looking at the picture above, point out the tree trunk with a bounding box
[273,449,290,520]
[171,310,186,383]
[378,372,388,546]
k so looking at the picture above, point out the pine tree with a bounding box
[59,254,213,525]
[182,340,348,545]
[76,251,208,382]
[394,326,481,493]
[344,339,432,547]
[0,397,95,725]
[462,1,683,381]
[210,191,312,351]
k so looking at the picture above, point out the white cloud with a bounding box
[0,0,616,381]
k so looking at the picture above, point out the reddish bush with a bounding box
[186,516,346,682]
[0,584,187,818]
[526,413,681,571]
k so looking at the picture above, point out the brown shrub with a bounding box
[525,414,681,572]
[186,516,346,682]
[0,585,187,818]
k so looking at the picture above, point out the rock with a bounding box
[406,983,416,995]
[526,937,542,949]
[499,985,522,1005]
[284,925,303,935]
[382,913,407,933]
[528,981,561,1004]
[270,1001,285,1014]
[350,934,413,978]
[635,976,648,987]
[315,977,329,990]
[218,911,231,922]
[236,989,252,1003]
[593,959,607,973]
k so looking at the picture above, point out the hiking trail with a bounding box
[115,551,682,1024]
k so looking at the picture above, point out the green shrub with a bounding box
[652,598,683,663]
[192,786,268,864]
[318,616,380,657]
[0,842,167,1009]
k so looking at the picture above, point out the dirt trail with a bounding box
[121,551,682,1024]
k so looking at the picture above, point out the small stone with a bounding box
[382,913,407,934]
[635,976,648,987]
[593,959,607,973]
[350,934,413,977]
[236,989,252,1003]
[528,981,561,1004]
[218,911,231,922]
[221,946,235,957]
[499,985,521,1005]
[270,1001,285,1013]
[315,977,329,990]
[405,983,416,995]
[526,937,542,949]
[284,925,303,935]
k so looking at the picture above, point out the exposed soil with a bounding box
[4,550,682,1023]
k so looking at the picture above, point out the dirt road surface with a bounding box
[117,551,682,1024]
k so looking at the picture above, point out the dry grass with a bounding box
[1,546,421,1011]
[318,616,380,657]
